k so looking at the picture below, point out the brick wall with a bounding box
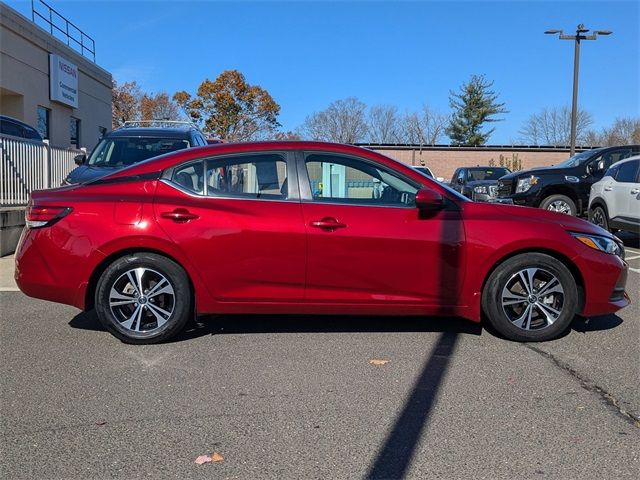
[364,145,584,181]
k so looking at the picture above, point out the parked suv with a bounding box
[63,121,208,185]
[450,166,511,202]
[0,115,43,142]
[495,145,640,216]
[588,155,640,233]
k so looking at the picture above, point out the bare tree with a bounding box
[519,106,593,146]
[300,97,368,143]
[399,105,448,145]
[598,117,640,146]
[367,105,402,144]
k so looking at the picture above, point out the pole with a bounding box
[570,32,581,156]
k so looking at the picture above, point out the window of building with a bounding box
[37,106,50,139]
[70,117,80,148]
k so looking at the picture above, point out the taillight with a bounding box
[25,206,72,228]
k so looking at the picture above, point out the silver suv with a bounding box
[588,155,640,233]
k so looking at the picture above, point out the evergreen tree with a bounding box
[446,75,507,146]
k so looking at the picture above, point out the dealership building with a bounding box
[0,1,112,149]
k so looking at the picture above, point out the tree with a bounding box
[591,117,640,146]
[112,80,142,128]
[300,97,368,143]
[446,74,507,146]
[140,92,181,122]
[367,105,402,144]
[518,106,593,146]
[400,105,448,145]
[173,70,280,141]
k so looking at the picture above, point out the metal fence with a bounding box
[0,135,81,206]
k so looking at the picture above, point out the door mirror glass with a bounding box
[74,153,86,165]
[415,188,444,211]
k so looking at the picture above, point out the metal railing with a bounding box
[31,0,96,62]
[0,135,81,206]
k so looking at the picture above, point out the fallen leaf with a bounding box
[369,359,389,366]
[211,452,224,462]
[195,455,212,465]
[95,421,107,426]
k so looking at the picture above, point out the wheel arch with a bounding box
[85,248,196,314]
[480,247,586,314]
[539,186,579,205]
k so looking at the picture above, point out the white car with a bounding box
[588,155,640,233]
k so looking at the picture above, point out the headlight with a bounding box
[570,232,624,258]
[474,186,488,194]
[515,175,539,193]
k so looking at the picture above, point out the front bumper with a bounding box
[576,249,631,317]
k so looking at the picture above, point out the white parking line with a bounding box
[629,267,640,274]
[625,255,640,261]
[0,287,20,292]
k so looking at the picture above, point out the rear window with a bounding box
[88,137,190,167]
[467,168,510,181]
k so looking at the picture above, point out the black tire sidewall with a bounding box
[482,253,578,342]
[541,194,577,216]
[590,206,609,231]
[95,253,191,344]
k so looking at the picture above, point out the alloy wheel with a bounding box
[546,200,572,215]
[109,267,175,333]
[501,268,565,331]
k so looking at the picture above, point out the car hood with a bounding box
[65,165,122,184]
[499,165,571,181]
[476,203,611,236]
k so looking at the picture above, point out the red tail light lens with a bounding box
[25,206,72,228]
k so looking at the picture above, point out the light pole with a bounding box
[545,25,612,156]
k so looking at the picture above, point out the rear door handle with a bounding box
[309,217,347,231]
[161,208,199,222]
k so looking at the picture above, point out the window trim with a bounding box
[162,151,299,202]
[297,151,423,209]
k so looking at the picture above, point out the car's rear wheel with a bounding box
[95,253,192,344]
[589,205,610,232]
[540,194,577,216]
[482,253,578,342]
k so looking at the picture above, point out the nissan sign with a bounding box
[49,54,78,108]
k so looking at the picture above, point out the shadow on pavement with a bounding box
[571,314,623,333]
[615,231,639,248]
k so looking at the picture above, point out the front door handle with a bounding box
[631,189,640,194]
[604,186,613,191]
[161,208,199,223]
[309,217,347,231]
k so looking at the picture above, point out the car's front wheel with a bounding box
[482,253,578,342]
[540,194,577,216]
[589,205,610,232]
[95,253,192,344]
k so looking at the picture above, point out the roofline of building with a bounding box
[0,1,112,84]
[355,143,597,153]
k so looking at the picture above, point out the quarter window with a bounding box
[172,162,204,194]
[305,154,418,206]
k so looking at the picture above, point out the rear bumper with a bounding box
[14,227,94,310]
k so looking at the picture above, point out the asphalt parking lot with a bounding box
[1,238,639,479]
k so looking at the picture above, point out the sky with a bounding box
[6,0,640,143]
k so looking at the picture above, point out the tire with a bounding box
[482,253,578,342]
[95,252,192,344]
[540,194,576,216]
[589,205,610,232]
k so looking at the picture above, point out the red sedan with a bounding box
[15,142,629,344]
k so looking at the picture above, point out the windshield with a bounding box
[88,137,190,167]
[555,149,598,169]
[467,168,510,181]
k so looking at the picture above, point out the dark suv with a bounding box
[450,166,511,201]
[496,145,640,216]
[0,115,43,142]
[64,121,208,185]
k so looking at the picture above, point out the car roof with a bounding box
[107,128,194,139]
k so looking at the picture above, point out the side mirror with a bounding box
[415,188,444,212]
[74,153,86,165]
[456,177,464,185]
